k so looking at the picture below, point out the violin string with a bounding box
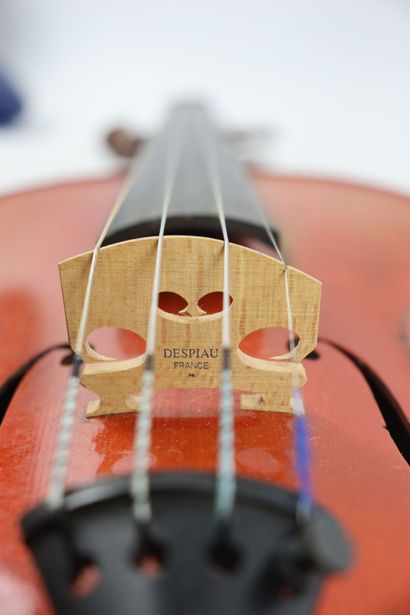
[46,141,156,510]
[283,268,312,519]
[194,109,236,522]
[209,133,312,518]
[131,113,188,524]
[234,166,313,519]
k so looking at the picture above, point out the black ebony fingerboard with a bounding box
[104,103,278,247]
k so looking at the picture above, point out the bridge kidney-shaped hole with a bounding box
[158,291,232,317]
[239,327,299,360]
[198,292,233,314]
[86,327,146,361]
[158,292,188,314]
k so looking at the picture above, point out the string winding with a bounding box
[223,145,313,519]
[130,114,188,524]
[194,109,236,523]
[47,135,156,509]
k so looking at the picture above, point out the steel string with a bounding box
[218,142,313,520]
[130,113,188,524]
[46,137,157,509]
[194,108,236,523]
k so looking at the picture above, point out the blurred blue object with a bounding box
[0,71,22,125]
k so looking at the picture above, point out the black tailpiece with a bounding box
[22,472,351,615]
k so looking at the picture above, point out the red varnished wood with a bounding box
[1,173,409,419]
[0,173,409,614]
[1,342,409,615]
[0,179,118,384]
[255,173,410,422]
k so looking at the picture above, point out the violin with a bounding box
[0,103,409,615]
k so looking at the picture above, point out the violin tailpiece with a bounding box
[21,472,351,615]
[59,236,321,417]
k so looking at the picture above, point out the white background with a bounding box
[0,0,409,195]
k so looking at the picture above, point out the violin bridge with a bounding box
[59,236,321,416]
[240,362,307,413]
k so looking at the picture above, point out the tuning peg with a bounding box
[106,128,146,158]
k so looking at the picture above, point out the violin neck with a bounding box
[104,103,275,247]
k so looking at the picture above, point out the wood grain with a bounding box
[0,341,409,615]
[59,236,320,415]
[0,172,409,614]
